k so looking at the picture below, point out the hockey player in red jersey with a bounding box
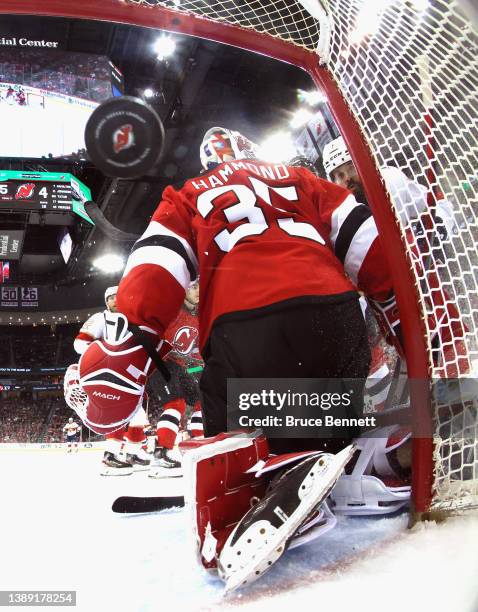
[149,279,204,477]
[78,126,405,590]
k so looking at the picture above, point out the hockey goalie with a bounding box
[73,126,442,591]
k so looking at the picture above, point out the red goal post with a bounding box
[3,0,477,519]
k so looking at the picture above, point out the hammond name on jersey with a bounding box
[190,160,291,191]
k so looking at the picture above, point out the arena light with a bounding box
[154,36,176,60]
[298,89,327,106]
[93,253,124,274]
[258,132,297,163]
[349,1,393,44]
[290,108,313,129]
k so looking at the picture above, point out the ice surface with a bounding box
[1,447,477,612]
[0,99,91,158]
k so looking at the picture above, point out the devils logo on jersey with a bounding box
[113,124,135,154]
[173,326,199,355]
[15,183,35,199]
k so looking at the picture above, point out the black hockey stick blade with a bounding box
[84,200,140,242]
[112,495,184,514]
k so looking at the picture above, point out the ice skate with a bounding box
[218,444,354,592]
[329,426,411,515]
[126,447,152,472]
[100,451,133,476]
[149,446,182,479]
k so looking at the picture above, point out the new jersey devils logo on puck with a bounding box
[113,124,135,154]
[15,183,35,199]
[173,326,199,355]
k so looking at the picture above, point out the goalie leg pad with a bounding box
[181,431,270,572]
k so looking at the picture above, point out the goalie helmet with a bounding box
[104,286,118,304]
[322,136,352,179]
[200,127,258,170]
[64,364,88,421]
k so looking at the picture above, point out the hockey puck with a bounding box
[84,96,165,179]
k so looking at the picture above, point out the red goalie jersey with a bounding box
[117,160,392,349]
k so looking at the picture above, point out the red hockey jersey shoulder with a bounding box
[117,161,393,350]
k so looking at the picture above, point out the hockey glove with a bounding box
[79,312,171,435]
[64,363,88,421]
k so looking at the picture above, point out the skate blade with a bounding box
[100,468,133,476]
[331,500,409,516]
[148,467,183,479]
[132,464,151,472]
[221,444,355,593]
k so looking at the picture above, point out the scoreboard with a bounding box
[0,171,93,223]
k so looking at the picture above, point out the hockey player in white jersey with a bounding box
[287,153,412,516]
[322,136,458,238]
[73,286,152,475]
[63,417,81,453]
[321,137,468,514]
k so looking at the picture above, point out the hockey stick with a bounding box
[84,199,140,242]
[81,96,165,242]
[112,495,184,514]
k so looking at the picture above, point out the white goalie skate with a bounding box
[217,444,354,593]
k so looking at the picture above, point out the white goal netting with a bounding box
[123,0,478,514]
[321,1,478,514]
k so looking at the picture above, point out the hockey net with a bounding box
[123,0,478,517]
[26,92,45,108]
[6,0,477,517]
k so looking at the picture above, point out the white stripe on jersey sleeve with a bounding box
[123,245,193,290]
[142,221,198,269]
[329,193,360,247]
[343,216,378,284]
